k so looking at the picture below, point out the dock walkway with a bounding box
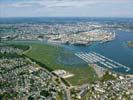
[75,52,130,72]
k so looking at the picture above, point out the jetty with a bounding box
[75,51,130,72]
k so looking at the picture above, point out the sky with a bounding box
[0,0,133,18]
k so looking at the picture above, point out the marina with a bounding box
[1,2,133,99]
[75,52,130,72]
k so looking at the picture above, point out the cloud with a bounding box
[1,0,133,17]
[1,0,133,8]
[10,3,34,8]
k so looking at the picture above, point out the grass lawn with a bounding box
[65,67,98,85]
[25,43,63,70]
[6,41,98,86]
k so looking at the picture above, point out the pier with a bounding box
[75,52,130,72]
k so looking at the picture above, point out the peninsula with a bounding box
[128,41,133,47]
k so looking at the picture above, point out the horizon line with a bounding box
[0,16,133,19]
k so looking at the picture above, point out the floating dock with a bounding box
[75,52,130,72]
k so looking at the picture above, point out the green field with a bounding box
[5,41,98,85]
